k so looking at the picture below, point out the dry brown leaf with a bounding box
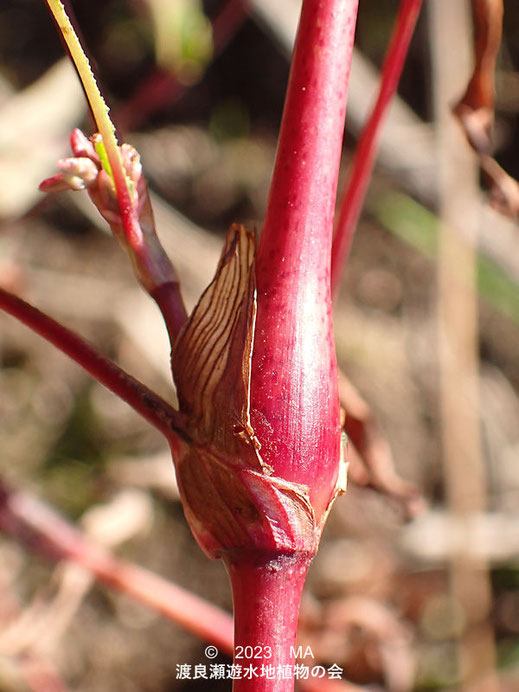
[452,0,519,218]
[339,371,424,518]
[453,0,503,152]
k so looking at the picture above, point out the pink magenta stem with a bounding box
[229,3,359,688]
[0,287,186,446]
[251,0,359,521]
[225,552,311,692]
[330,0,423,297]
[0,479,233,653]
[0,476,358,690]
[149,280,188,344]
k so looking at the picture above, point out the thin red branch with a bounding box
[0,287,187,447]
[0,479,360,691]
[150,280,189,345]
[0,479,233,654]
[331,0,423,297]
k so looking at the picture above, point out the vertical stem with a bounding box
[251,0,359,521]
[331,0,423,297]
[225,552,311,692]
[429,0,496,687]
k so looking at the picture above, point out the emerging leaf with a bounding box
[171,225,319,558]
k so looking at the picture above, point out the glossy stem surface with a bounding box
[226,552,311,692]
[0,287,186,446]
[251,0,359,521]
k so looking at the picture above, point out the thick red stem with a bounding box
[0,287,186,446]
[251,0,359,522]
[225,552,311,692]
[330,0,423,296]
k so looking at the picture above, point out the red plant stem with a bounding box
[0,477,358,691]
[0,479,233,654]
[0,287,187,447]
[108,134,190,348]
[225,552,311,692]
[16,659,69,692]
[330,0,423,297]
[149,280,188,345]
[251,0,359,522]
[227,2,359,689]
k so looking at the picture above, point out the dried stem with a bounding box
[453,0,503,153]
[430,0,497,687]
[331,0,423,297]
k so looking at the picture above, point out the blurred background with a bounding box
[0,0,519,690]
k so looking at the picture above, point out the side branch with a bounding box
[0,479,233,653]
[331,0,423,296]
[0,287,187,444]
[44,0,188,344]
[0,477,359,691]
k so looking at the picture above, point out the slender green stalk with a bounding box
[44,0,132,204]
[44,0,187,343]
